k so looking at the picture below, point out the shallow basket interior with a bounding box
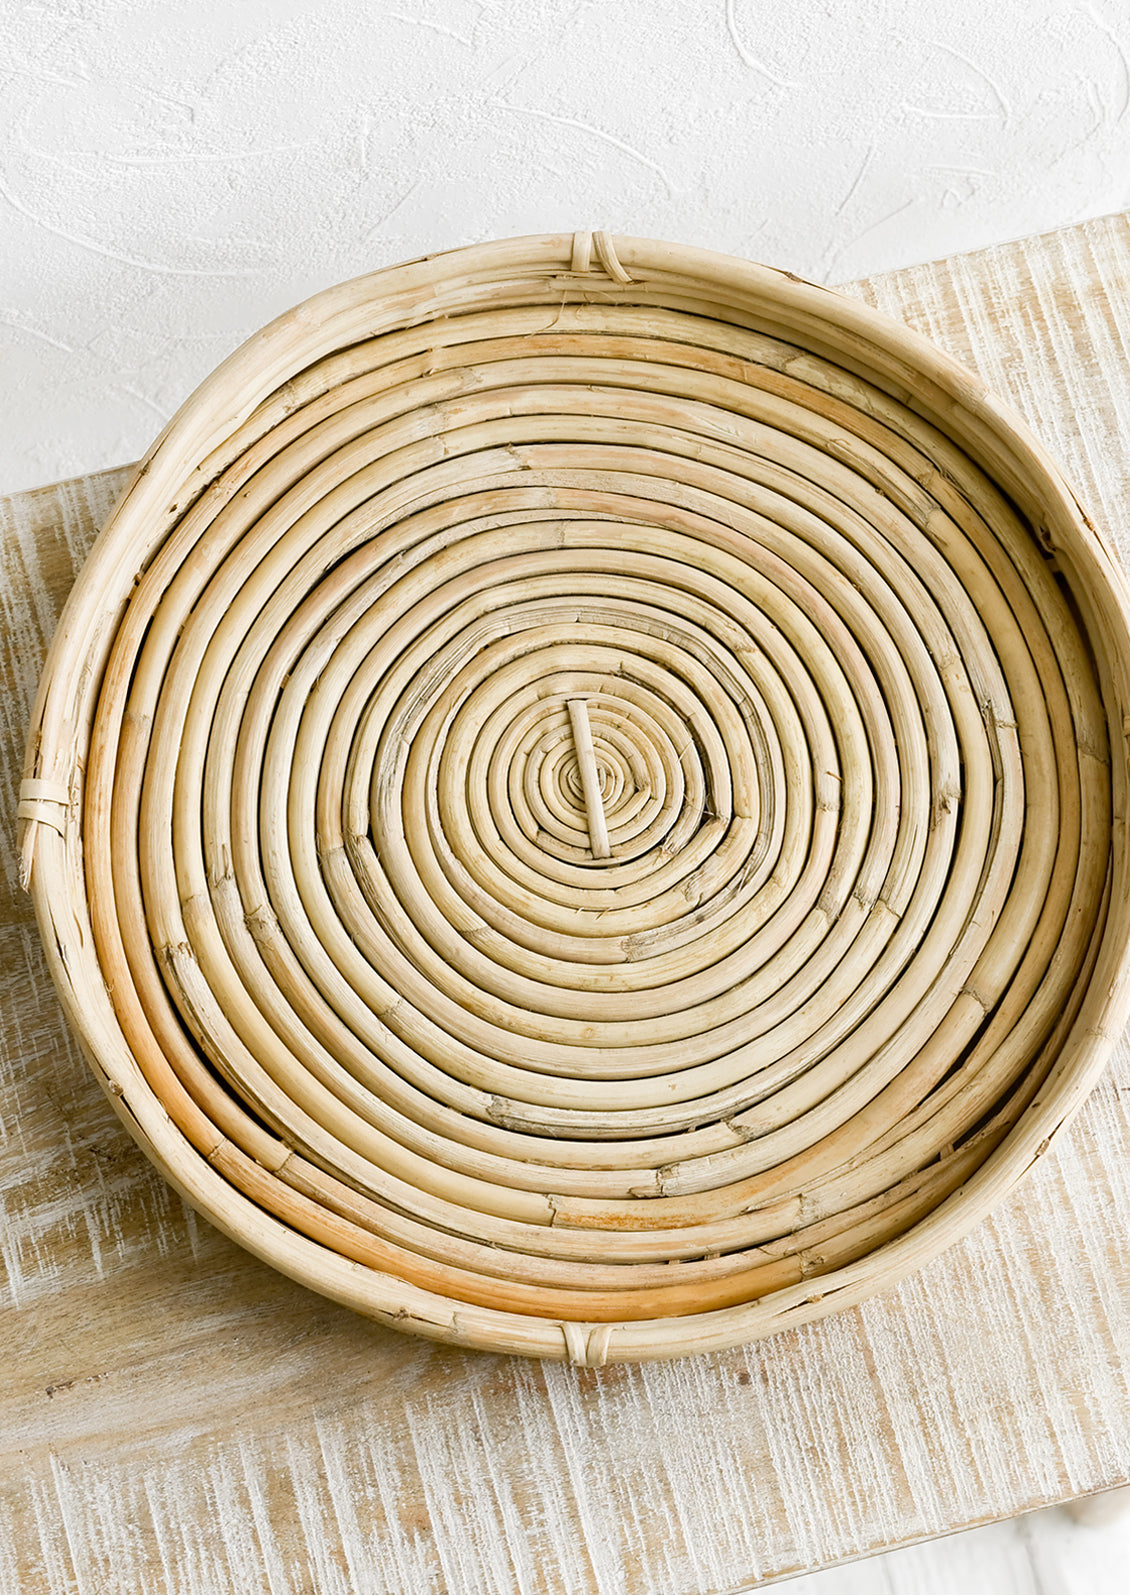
[20,231,1130,1362]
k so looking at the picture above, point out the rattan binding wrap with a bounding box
[20,232,1130,1363]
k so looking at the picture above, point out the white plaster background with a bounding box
[1,0,1129,493]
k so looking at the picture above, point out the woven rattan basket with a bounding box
[20,231,1130,1363]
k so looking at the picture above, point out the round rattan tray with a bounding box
[20,231,1130,1363]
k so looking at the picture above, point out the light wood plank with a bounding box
[796,1496,1130,1595]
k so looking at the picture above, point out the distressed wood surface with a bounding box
[2,214,1130,1594]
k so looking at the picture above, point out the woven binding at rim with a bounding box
[20,232,1130,1362]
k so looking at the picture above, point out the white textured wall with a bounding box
[1,0,1128,493]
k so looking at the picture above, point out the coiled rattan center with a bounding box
[25,233,1127,1362]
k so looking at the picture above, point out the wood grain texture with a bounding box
[3,215,1130,1593]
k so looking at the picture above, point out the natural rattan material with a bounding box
[20,232,1130,1362]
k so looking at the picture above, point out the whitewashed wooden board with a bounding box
[2,214,1130,1594]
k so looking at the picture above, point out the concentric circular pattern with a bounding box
[22,233,1130,1361]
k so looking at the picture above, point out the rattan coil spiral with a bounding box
[20,232,1130,1362]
